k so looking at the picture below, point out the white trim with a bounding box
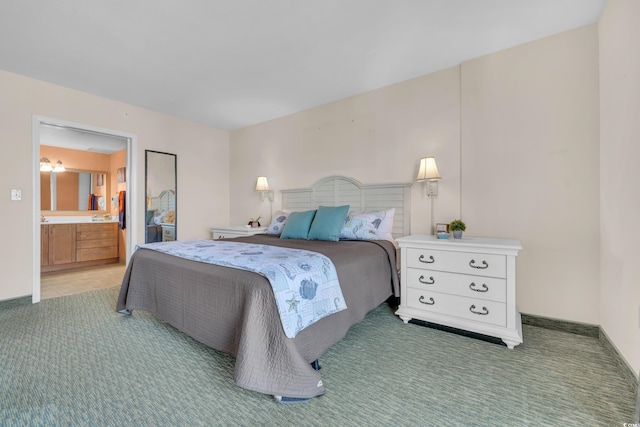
[32,115,137,303]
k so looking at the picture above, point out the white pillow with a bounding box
[152,210,167,225]
[340,208,395,241]
[266,210,291,235]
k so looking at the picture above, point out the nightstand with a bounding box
[210,226,268,240]
[395,235,523,349]
[160,224,175,242]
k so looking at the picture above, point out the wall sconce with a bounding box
[416,157,441,196]
[39,157,65,173]
[255,176,274,202]
[416,157,442,234]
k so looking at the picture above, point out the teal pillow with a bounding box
[280,210,317,239]
[308,205,350,242]
[145,209,155,225]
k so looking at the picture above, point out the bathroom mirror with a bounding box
[145,150,177,243]
[41,169,109,212]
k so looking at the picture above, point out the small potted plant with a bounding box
[449,219,466,239]
[248,216,262,228]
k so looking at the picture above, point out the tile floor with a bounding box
[40,262,127,300]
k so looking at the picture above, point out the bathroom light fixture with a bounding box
[39,157,65,173]
[53,160,65,172]
[255,176,274,202]
[39,157,52,172]
[416,157,442,234]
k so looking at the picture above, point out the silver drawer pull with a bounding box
[469,305,489,315]
[419,254,435,264]
[469,282,488,292]
[419,296,435,305]
[469,259,489,269]
[419,275,435,285]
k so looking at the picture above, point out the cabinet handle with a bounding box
[419,275,435,285]
[469,282,489,292]
[419,255,435,264]
[469,305,489,315]
[419,296,435,305]
[469,259,489,269]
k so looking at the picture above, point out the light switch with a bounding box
[11,189,21,201]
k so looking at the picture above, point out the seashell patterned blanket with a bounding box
[136,239,345,338]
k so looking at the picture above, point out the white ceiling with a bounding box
[39,124,128,154]
[1,0,605,131]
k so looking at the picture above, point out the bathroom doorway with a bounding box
[32,116,137,303]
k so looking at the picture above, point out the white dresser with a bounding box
[395,235,523,349]
[210,226,268,240]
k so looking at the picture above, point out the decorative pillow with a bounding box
[307,205,350,242]
[280,210,317,239]
[266,210,291,235]
[145,209,155,225]
[340,208,396,241]
[374,207,395,238]
[152,210,166,225]
[164,210,175,224]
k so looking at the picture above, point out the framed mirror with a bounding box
[145,150,177,243]
[41,169,109,212]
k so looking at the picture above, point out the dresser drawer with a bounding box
[77,223,118,241]
[406,288,506,327]
[405,268,506,302]
[76,246,119,262]
[77,230,117,240]
[162,226,175,241]
[76,238,118,250]
[406,248,506,278]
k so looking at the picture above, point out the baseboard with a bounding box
[599,327,639,397]
[520,312,599,338]
[522,312,638,396]
[0,295,32,308]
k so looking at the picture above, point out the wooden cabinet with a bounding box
[41,224,77,270]
[41,222,119,272]
[395,235,523,349]
[76,223,119,262]
[41,224,49,267]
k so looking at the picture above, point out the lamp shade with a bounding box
[416,157,441,182]
[40,157,52,172]
[255,176,270,191]
[53,160,65,173]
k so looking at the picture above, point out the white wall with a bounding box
[230,25,601,327]
[599,0,640,375]
[0,69,230,301]
[230,67,462,233]
[461,25,601,323]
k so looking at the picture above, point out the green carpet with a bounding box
[0,286,636,426]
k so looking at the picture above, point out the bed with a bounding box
[117,176,411,399]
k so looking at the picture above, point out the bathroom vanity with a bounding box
[41,218,119,272]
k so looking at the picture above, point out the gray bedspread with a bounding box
[116,235,399,398]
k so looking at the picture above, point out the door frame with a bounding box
[32,115,138,303]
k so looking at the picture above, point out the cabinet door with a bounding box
[41,225,49,266]
[49,224,77,265]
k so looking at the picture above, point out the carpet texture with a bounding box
[0,286,636,426]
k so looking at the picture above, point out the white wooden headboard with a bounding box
[281,176,412,238]
[149,189,175,212]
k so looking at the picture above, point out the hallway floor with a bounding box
[41,262,127,300]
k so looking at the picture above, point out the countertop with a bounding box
[40,215,119,224]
